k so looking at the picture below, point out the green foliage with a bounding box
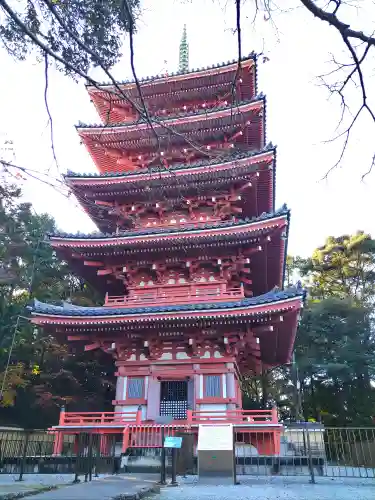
[0,183,114,428]
[299,232,375,303]
[242,366,296,419]
[293,233,375,425]
[296,297,375,425]
[245,233,375,426]
[0,0,140,74]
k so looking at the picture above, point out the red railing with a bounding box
[57,408,278,427]
[59,411,140,426]
[187,408,279,425]
[135,216,226,230]
[105,283,244,307]
[125,425,187,448]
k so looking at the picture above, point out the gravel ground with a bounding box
[159,475,375,500]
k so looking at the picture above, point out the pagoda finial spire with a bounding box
[179,24,189,73]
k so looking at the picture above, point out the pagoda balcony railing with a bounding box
[137,216,225,230]
[104,282,245,307]
[56,408,278,427]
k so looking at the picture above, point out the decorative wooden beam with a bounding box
[97,268,113,276]
[84,261,104,267]
[84,342,101,351]
[252,325,274,334]
[94,201,113,207]
[241,276,253,285]
[104,147,123,158]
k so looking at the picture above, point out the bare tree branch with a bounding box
[300,0,375,46]
[43,53,59,174]
[0,0,91,78]
[232,0,242,100]
[361,153,375,179]
[120,0,161,154]
[1,0,223,167]
[301,0,375,176]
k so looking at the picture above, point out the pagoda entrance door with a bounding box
[160,380,188,420]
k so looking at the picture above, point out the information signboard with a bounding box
[164,436,183,449]
[197,424,233,451]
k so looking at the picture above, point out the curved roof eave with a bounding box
[76,96,265,132]
[64,145,276,184]
[48,205,289,247]
[29,284,304,320]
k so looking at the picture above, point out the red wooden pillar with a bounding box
[53,431,64,455]
[271,407,278,423]
[122,428,130,453]
[146,377,160,420]
[251,430,281,456]
[273,429,281,455]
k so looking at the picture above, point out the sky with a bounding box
[1,0,375,257]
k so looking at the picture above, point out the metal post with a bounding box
[111,437,118,475]
[171,448,178,486]
[59,405,66,425]
[88,434,94,481]
[291,352,303,421]
[17,431,30,482]
[73,435,80,484]
[305,427,315,484]
[233,427,239,485]
[159,427,166,485]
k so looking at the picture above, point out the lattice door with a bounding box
[160,381,188,420]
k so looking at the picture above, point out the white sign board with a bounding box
[197,424,234,451]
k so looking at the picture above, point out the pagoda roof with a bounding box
[29,284,304,322]
[86,53,257,89]
[87,55,257,125]
[65,146,275,233]
[77,95,264,131]
[49,205,288,249]
[77,97,265,174]
[65,144,275,182]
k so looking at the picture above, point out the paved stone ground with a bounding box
[0,474,75,497]
[158,475,375,500]
[2,472,373,500]
[29,474,159,500]
[0,473,159,499]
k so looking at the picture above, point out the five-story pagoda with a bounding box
[29,29,304,452]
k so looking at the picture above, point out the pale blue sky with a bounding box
[1,0,374,257]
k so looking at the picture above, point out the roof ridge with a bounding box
[86,53,257,89]
[49,204,289,240]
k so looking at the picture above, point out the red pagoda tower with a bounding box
[29,32,304,456]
